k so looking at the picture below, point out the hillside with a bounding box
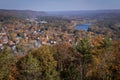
[0,9,47,18]
[47,9,120,16]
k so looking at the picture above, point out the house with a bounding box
[40,21,47,24]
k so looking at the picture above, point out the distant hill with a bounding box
[0,9,47,18]
[0,9,120,18]
[47,9,120,16]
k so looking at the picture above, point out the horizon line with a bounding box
[0,8,120,12]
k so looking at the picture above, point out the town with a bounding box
[0,9,120,80]
[0,15,97,54]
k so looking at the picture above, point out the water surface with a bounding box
[74,23,92,31]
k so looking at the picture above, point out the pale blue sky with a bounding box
[0,0,119,11]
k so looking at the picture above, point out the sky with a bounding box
[0,0,120,11]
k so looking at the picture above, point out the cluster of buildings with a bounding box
[0,18,95,54]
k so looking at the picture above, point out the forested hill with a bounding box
[1,9,120,18]
[47,9,120,16]
[0,9,47,18]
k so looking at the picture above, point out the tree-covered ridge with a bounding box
[0,9,46,19]
[88,18,120,39]
[0,35,119,80]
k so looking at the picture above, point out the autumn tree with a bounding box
[90,35,114,80]
[53,43,81,80]
[0,47,17,80]
[16,53,41,80]
[109,40,120,80]
[30,46,59,80]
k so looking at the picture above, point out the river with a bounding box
[74,23,92,31]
